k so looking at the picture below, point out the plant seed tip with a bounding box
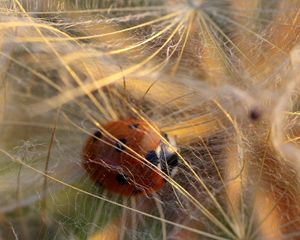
[249,108,261,121]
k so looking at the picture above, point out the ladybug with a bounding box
[83,118,178,196]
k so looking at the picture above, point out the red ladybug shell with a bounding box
[83,119,165,196]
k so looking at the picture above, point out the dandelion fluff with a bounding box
[0,1,300,239]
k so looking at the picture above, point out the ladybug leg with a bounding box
[95,181,103,188]
[131,189,143,196]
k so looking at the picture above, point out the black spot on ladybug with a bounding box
[128,123,139,129]
[93,130,102,141]
[116,173,128,185]
[115,138,127,152]
[145,151,159,166]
